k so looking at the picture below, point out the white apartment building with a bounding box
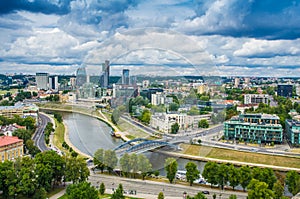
[150,112,211,133]
[151,92,165,106]
[244,94,269,105]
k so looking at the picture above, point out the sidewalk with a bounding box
[49,189,66,199]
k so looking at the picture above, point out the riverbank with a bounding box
[40,106,300,172]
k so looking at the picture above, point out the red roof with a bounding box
[0,136,23,147]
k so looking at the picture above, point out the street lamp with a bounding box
[183,191,187,199]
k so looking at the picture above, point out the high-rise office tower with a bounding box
[100,60,110,88]
[122,69,130,85]
[49,76,59,91]
[36,73,48,90]
[76,67,87,87]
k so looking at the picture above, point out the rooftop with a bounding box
[0,136,23,147]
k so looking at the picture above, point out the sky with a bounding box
[1,0,300,76]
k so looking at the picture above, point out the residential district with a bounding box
[0,61,300,199]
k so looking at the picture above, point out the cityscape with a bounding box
[1,1,300,199]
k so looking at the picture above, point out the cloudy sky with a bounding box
[1,0,300,76]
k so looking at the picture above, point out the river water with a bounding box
[62,112,206,174]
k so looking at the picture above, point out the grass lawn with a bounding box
[53,119,69,155]
[0,89,18,95]
[180,144,300,168]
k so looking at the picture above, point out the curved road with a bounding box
[32,113,51,151]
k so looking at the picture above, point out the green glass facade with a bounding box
[224,114,283,143]
[285,120,300,145]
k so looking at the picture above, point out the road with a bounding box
[88,172,248,199]
[32,113,51,152]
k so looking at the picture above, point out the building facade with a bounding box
[36,73,48,90]
[0,103,39,118]
[0,136,23,162]
[122,69,130,85]
[48,76,59,91]
[285,119,300,145]
[244,94,269,105]
[76,67,87,87]
[100,60,110,88]
[277,84,293,97]
[224,113,283,144]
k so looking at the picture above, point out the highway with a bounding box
[88,172,248,199]
[32,113,51,152]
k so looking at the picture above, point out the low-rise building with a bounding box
[285,119,300,146]
[0,103,39,118]
[224,113,283,144]
[244,94,269,105]
[150,112,211,133]
[0,136,23,162]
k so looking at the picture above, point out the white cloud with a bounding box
[234,39,300,57]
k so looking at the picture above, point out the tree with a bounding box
[111,184,125,199]
[35,150,65,185]
[239,165,252,191]
[185,162,200,186]
[35,163,53,191]
[171,123,179,134]
[33,188,47,199]
[129,153,139,178]
[94,148,105,173]
[273,180,284,199]
[99,182,105,195]
[120,153,131,177]
[247,179,274,199]
[169,103,179,111]
[66,182,99,199]
[137,154,152,180]
[198,119,209,128]
[140,109,151,124]
[202,162,218,187]
[252,167,277,190]
[187,192,207,199]
[25,140,40,156]
[65,156,90,184]
[188,106,199,115]
[111,108,120,124]
[164,158,178,183]
[0,161,17,199]
[54,113,63,123]
[216,163,228,190]
[158,192,164,199]
[228,195,237,199]
[227,164,240,190]
[286,170,300,196]
[103,150,118,174]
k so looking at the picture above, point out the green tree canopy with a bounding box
[185,162,200,186]
[164,158,178,183]
[198,119,209,128]
[66,182,99,199]
[247,179,274,199]
[171,123,179,134]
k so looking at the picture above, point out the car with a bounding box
[202,191,210,194]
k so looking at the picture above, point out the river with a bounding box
[62,112,206,174]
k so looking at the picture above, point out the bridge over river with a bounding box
[114,138,182,156]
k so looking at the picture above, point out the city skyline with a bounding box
[1,1,300,76]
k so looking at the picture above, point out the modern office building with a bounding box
[244,94,269,105]
[100,60,110,88]
[76,67,87,87]
[224,113,283,144]
[48,76,58,91]
[0,136,23,161]
[122,69,130,85]
[277,84,293,97]
[36,73,48,90]
[285,119,300,145]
